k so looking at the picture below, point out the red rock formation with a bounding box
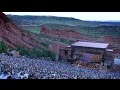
[0,12,40,49]
[97,36,120,45]
[97,36,114,44]
[41,26,89,40]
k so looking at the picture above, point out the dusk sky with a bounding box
[4,12,120,21]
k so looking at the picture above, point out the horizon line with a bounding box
[4,12,120,22]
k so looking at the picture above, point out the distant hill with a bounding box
[7,15,120,38]
[8,15,120,27]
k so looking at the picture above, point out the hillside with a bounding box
[8,15,120,38]
[7,15,102,27]
[0,12,43,49]
[7,14,120,52]
[8,15,120,27]
[40,23,120,38]
[6,14,120,50]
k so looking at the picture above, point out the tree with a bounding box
[0,41,8,53]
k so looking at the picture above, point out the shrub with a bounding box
[0,41,8,53]
[40,42,49,47]
[16,46,56,60]
[41,49,56,60]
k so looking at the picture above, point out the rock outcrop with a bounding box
[0,12,40,49]
[41,26,90,41]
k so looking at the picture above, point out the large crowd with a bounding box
[0,53,120,79]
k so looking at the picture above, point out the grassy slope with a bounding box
[40,24,120,38]
[21,26,40,34]
[8,15,120,38]
[8,15,101,27]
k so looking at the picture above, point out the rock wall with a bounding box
[0,12,40,49]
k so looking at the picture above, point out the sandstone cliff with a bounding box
[0,12,40,49]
